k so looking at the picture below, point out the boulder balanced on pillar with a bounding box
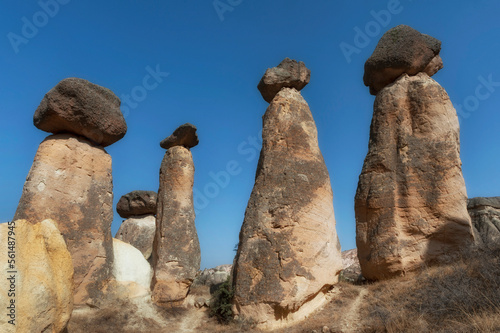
[233,59,343,329]
[355,26,475,281]
[151,123,201,306]
[14,77,127,305]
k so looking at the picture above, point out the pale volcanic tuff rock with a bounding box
[116,214,156,260]
[233,87,343,329]
[0,220,73,333]
[467,197,500,246]
[355,73,475,280]
[116,190,157,218]
[257,57,311,103]
[34,77,127,147]
[159,123,199,149]
[14,134,115,305]
[151,145,201,306]
[364,25,443,95]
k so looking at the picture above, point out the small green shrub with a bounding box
[209,278,234,324]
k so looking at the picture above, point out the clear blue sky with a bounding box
[1,1,499,269]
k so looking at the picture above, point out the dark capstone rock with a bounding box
[364,25,443,95]
[257,58,311,103]
[116,191,157,218]
[34,78,127,147]
[467,197,500,246]
[160,123,198,149]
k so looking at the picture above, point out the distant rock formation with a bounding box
[116,190,157,218]
[233,59,342,329]
[468,197,500,246]
[341,249,361,282]
[34,77,127,146]
[14,78,126,305]
[151,124,201,306]
[192,264,232,289]
[356,27,474,281]
[363,25,443,95]
[0,220,73,333]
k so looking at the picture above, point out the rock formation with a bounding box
[116,215,156,261]
[468,197,500,247]
[112,238,153,293]
[34,77,127,146]
[151,124,201,306]
[232,59,342,329]
[159,123,199,149]
[116,191,157,260]
[116,190,157,218]
[257,57,311,103]
[0,219,73,333]
[14,78,126,305]
[363,24,443,95]
[355,26,475,280]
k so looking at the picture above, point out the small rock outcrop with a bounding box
[116,215,156,260]
[233,59,342,329]
[152,124,201,306]
[116,191,157,218]
[192,264,232,288]
[468,197,500,246]
[356,28,474,280]
[34,77,127,146]
[257,57,311,103]
[363,25,443,95]
[112,238,153,292]
[159,123,199,149]
[0,220,73,333]
[14,78,125,305]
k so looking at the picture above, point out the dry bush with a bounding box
[359,246,500,333]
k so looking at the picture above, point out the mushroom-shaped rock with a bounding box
[160,123,199,149]
[257,58,311,103]
[364,25,443,95]
[116,191,157,218]
[34,78,127,146]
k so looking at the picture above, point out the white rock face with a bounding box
[112,238,152,290]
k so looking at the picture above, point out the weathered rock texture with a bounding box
[116,214,156,260]
[233,86,342,329]
[364,25,443,95]
[468,197,500,246]
[160,123,199,149]
[34,77,127,146]
[355,73,475,280]
[112,238,152,291]
[14,134,115,305]
[151,145,201,306]
[257,58,311,103]
[116,191,157,218]
[0,219,73,333]
[341,249,362,283]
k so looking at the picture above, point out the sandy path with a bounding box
[340,287,368,333]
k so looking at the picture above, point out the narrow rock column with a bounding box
[151,123,201,306]
[232,59,343,329]
[355,26,474,281]
[14,78,127,305]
